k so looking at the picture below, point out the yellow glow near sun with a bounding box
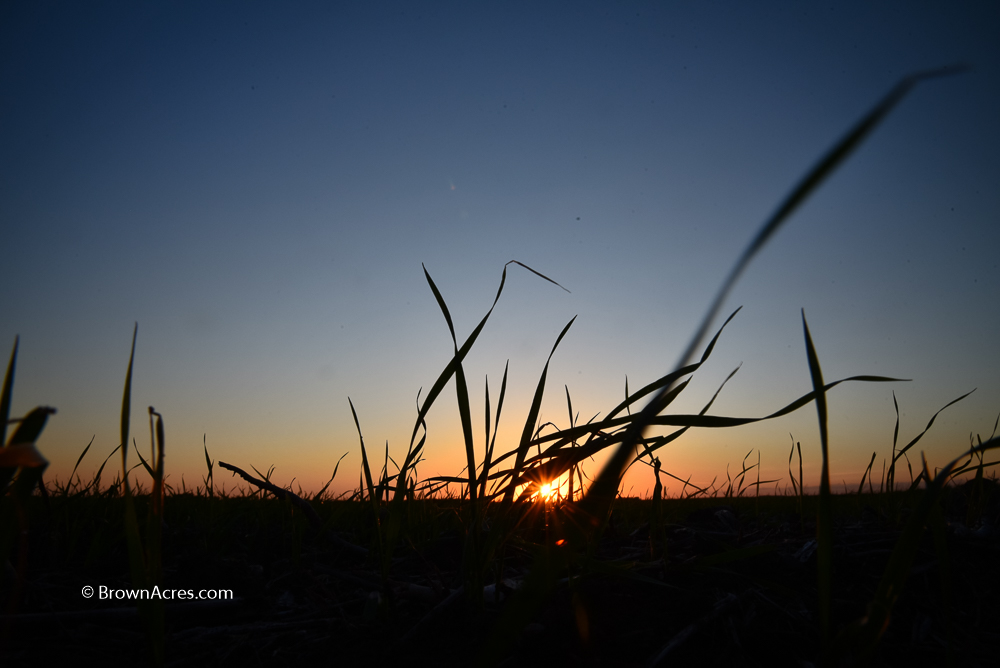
[538,481,556,501]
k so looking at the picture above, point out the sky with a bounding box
[2,1,999,498]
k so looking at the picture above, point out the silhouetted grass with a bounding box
[4,65,1000,667]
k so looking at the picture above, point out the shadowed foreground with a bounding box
[3,485,998,667]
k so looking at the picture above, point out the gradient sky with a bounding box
[3,1,999,498]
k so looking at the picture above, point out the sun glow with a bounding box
[537,481,558,502]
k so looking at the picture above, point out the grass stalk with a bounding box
[802,311,833,661]
[117,324,165,667]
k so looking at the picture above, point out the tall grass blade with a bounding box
[788,435,799,497]
[0,337,16,449]
[115,324,164,666]
[348,398,378,517]
[479,363,507,499]
[0,338,26,493]
[203,435,214,498]
[121,324,137,490]
[797,440,804,519]
[802,311,833,658]
[889,392,901,491]
[146,407,164,596]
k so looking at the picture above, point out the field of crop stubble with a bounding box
[2,68,999,667]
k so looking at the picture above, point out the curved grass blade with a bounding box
[313,451,348,502]
[83,443,121,495]
[505,260,570,293]
[581,66,967,531]
[132,438,155,479]
[202,435,214,498]
[69,436,96,490]
[348,398,377,514]
[858,451,877,495]
[887,389,975,492]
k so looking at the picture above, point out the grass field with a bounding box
[3,67,999,667]
[1,476,998,666]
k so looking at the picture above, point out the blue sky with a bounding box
[3,1,999,497]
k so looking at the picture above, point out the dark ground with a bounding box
[2,481,998,667]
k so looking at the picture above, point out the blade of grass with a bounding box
[313,451,348,502]
[802,311,833,660]
[68,436,95,491]
[203,435,214,498]
[146,407,164,595]
[348,398,378,520]
[84,443,121,495]
[889,392,901,491]
[425,266,479,507]
[858,451,877,495]
[480,363,508,500]
[0,337,17,449]
[788,435,799,498]
[797,440,804,518]
[116,324,164,667]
